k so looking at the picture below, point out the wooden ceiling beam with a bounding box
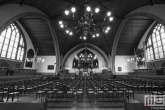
[62,0,83,8]
[98,0,113,4]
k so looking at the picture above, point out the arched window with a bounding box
[146,23,165,61]
[0,23,24,61]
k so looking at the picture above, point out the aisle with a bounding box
[75,77,95,109]
[73,77,124,110]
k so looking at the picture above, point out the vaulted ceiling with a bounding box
[1,0,164,56]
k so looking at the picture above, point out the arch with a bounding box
[64,47,106,73]
[25,49,34,68]
[0,4,60,74]
[0,22,26,61]
[72,49,99,69]
[62,43,109,70]
[111,5,165,74]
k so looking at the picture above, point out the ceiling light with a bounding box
[41,59,45,62]
[105,30,108,33]
[109,17,113,21]
[69,31,73,35]
[59,2,114,40]
[107,11,111,17]
[60,24,64,28]
[71,7,76,13]
[59,21,63,25]
[65,10,70,15]
[95,8,99,13]
[66,30,69,33]
[96,33,99,37]
[107,27,110,30]
[86,6,91,12]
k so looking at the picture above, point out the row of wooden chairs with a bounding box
[0,76,54,102]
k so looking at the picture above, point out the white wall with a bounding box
[65,48,106,73]
[115,55,136,75]
[33,56,56,74]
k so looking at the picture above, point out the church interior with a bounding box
[0,0,165,110]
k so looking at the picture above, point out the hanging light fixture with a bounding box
[75,43,97,64]
[26,19,45,63]
[59,0,114,40]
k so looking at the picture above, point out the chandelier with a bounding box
[75,44,97,63]
[59,0,113,40]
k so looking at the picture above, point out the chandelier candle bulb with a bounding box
[105,30,108,33]
[59,21,63,25]
[65,10,70,15]
[86,6,91,12]
[71,7,76,13]
[107,11,111,17]
[95,8,99,13]
[107,27,110,30]
[69,32,73,35]
[92,35,95,38]
[60,24,64,28]
[109,17,113,21]
[96,33,99,37]
[66,30,69,33]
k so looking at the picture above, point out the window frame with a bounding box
[146,22,165,62]
[0,22,26,62]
